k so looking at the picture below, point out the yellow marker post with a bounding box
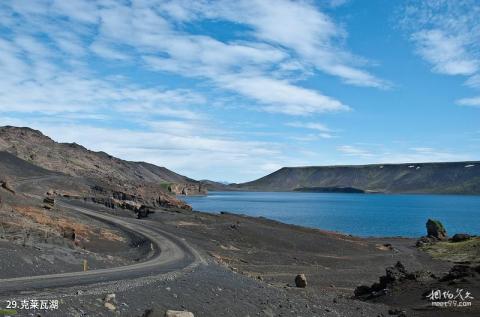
[83,259,88,272]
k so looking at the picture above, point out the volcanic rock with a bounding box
[451,233,471,242]
[426,219,447,240]
[295,274,307,288]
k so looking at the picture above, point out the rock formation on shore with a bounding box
[416,219,448,246]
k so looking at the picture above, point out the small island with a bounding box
[294,186,365,193]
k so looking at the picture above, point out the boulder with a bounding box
[426,219,447,240]
[104,302,116,311]
[165,310,194,317]
[451,233,471,242]
[103,293,117,311]
[294,274,307,288]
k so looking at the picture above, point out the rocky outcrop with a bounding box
[168,183,207,196]
[354,261,435,299]
[90,186,192,214]
[426,219,447,240]
[416,219,448,246]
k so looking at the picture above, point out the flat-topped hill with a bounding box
[232,162,480,194]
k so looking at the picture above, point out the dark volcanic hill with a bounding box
[0,126,211,213]
[0,126,205,195]
[231,162,480,195]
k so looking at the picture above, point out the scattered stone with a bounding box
[294,274,307,288]
[104,302,116,311]
[102,293,117,311]
[426,219,447,240]
[165,310,194,317]
[451,233,471,242]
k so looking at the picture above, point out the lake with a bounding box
[181,191,480,237]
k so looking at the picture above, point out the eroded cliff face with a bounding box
[168,183,207,196]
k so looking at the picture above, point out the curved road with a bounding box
[0,199,205,295]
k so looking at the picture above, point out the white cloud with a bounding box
[90,41,130,60]
[0,0,403,181]
[218,75,349,115]
[457,96,480,107]
[337,145,373,157]
[411,30,478,76]
[337,144,472,163]
[287,121,332,132]
[401,1,480,104]
[0,0,388,118]
[173,0,389,88]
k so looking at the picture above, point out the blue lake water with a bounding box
[181,191,480,237]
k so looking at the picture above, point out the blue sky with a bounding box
[0,0,479,182]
